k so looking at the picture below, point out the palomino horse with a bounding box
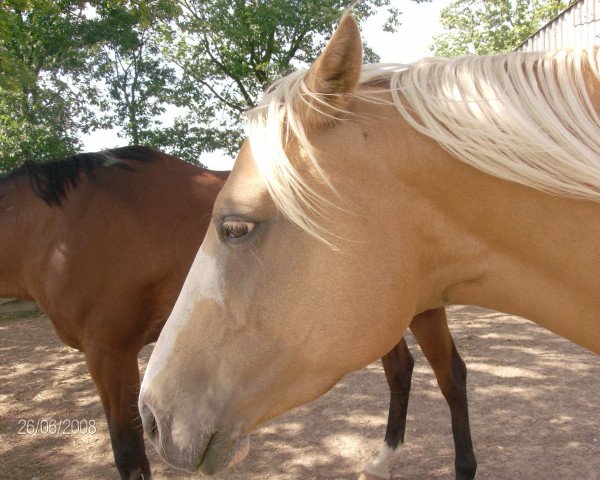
[139,13,600,479]
[0,147,475,478]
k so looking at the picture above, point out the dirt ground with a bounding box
[1,301,599,480]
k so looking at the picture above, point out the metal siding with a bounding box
[518,0,600,51]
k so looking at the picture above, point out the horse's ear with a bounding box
[301,14,363,125]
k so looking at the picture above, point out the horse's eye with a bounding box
[221,219,255,239]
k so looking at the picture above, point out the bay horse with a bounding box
[139,13,600,478]
[0,147,475,479]
[0,147,227,479]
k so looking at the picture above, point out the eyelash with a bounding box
[220,219,256,241]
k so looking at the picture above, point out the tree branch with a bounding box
[283,27,309,65]
[200,33,255,107]
[170,55,245,112]
[199,79,245,112]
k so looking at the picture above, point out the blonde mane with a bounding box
[246,49,600,243]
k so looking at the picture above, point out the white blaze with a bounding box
[141,247,223,388]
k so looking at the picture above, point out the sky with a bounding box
[81,0,453,171]
[362,0,452,63]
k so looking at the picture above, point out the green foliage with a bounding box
[0,89,81,173]
[87,1,179,146]
[431,0,568,56]
[0,0,104,168]
[153,0,406,161]
[0,0,424,169]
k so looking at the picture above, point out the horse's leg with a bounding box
[361,336,414,479]
[409,308,476,480]
[84,345,151,480]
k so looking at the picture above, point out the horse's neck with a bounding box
[423,152,600,354]
[0,179,44,299]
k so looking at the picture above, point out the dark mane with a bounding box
[0,146,159,206]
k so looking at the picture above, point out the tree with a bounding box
[154,0,407,161]
[0,0,101,170]
[87,1,178,146]
[0,0,181,170]
[0,0,428,169]
[431,0,568,57]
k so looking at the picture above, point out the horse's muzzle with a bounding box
[138,402,201,472]
[139,397,249,475]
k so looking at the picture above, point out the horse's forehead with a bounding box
[216,141,272,213]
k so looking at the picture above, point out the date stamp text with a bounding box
[17,418,97,435]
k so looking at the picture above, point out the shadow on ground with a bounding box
[0,303,599,479]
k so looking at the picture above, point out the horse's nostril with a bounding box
[148,416,158,439]
[140,404,158,440]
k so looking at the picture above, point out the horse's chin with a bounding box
[198,434,250,476]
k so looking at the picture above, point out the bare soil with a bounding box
[1,302,599,480]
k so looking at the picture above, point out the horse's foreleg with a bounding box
[84,346,151,480]
[361,336,414,480]
[410,308,476,480]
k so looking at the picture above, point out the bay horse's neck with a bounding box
[0,177,48,299]
[416,144,600,354]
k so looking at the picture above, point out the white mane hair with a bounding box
[246,48,600,244]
